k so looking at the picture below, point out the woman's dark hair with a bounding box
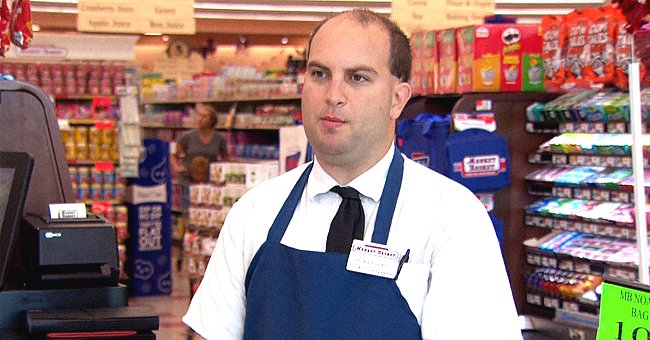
[306,8,412,83]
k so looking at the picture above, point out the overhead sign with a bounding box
[77,0,196,35]
[391,0,495,34]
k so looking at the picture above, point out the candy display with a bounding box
[539,132,650,156]
[526,267,602,302]
[526,197,636,227]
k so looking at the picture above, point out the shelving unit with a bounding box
[57,99,129,282]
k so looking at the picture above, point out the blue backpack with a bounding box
[397,113,451,176]
[446,128,510,193]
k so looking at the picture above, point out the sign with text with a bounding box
[597,278,650,340]
[391,0,495,34]
[77,0,195,34]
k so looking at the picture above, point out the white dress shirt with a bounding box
[183,146,523,340]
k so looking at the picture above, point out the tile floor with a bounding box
[128,247,202,339]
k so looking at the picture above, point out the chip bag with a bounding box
[10,0,32,49]
[613,5,634,89]
[584,7,617,85]
[542,15,566,92]
[565,10,591,89]
[0,0,10,57]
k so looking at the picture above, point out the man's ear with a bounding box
[390,82,412,120]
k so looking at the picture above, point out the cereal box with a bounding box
[456,24,544,93]
[436,28,457,94]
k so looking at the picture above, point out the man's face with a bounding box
[302,15,403,169]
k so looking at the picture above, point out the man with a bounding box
[184,9,522,339]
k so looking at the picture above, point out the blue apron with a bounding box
[243,150,421,339]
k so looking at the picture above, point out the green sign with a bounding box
[597,281,650,340]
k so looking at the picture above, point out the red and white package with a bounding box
[0,0,10,57]
[542,15,567,92]
[565,10,591,89]
[9,0,32,49]
[584,7,617,85]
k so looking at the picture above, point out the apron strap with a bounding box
[266,162,314,243]
[371,149,404,244]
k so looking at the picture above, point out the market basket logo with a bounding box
[410,152,430,168]
[453,154,506,178]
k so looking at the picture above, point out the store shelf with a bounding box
[527,181,634,203]
[55,95,118,102]
[528,151,638,168]
[142,94,301,105]
[525,212,636,239]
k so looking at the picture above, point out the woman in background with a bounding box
[172,103,229,183]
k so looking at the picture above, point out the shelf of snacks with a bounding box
[524,266,603,314]
[140,69,301,105]
[525,165,650,201]
[182,160,279,295]
[0,61,129,98]
[521,90,649,319]
[524,230,643,282]
[524,209,636,239]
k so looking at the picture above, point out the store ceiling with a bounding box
[31,0,607,46]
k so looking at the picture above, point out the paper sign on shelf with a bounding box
[597,279,650,339]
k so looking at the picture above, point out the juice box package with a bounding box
[421,30,439,95]
[436,28,457,94]
[456,24,544,93]
[409,31,424,96]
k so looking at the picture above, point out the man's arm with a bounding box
[420,196,523,340]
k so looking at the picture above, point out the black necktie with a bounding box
[326,186,365,254]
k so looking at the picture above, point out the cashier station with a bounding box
[0,81,158,338]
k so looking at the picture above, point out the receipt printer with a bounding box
[19,214,119,289]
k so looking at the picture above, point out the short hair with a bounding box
[196,103,218,128]
[306,8,412,83]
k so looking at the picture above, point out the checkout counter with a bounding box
[0,81,158,338]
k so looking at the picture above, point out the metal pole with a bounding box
[629,61,649,284]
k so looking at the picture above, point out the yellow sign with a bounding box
[77,0,196,35]
[391,0,495,34]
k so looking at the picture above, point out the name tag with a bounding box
[346,239,403,279]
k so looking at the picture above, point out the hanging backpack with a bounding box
[397,113,451,176]
[446,128,510,193]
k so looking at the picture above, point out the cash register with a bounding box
[0,80,158,338]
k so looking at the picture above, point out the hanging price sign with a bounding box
[597,278,650,340]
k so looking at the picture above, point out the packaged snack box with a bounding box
[436,28,457,94]
[409,31,424,95]
[422,30,439,95]
[456,24,544,93]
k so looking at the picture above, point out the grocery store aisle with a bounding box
[128,247,202,340]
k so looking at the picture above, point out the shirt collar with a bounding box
[306,144,395,203]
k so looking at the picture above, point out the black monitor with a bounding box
[0,151,33,289]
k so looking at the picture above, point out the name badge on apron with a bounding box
[346,240,406,279]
